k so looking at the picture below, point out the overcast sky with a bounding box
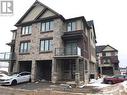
[0,0,126,67]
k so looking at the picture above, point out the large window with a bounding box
[20,42,30,53]
[67,22,76,31]
[65,41,77,55]
[41,21,53,32]
[22,26,32,35]
[102,52,106,56]
[40,39,53,52]
[103,58,111,64]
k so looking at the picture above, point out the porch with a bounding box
[53,56,86,85]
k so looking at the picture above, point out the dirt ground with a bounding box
[5,82,100,93]
[0,81,127,95]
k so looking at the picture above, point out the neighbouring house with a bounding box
[5,0,97,84]
[96,45,120,76]
[120,67,127,75]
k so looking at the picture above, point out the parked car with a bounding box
[103,75,127,84]
[0,73,8,78]
[0,71,31,85]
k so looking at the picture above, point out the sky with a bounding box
[0,0,126,67]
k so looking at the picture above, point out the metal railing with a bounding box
[0,52,15,61]
[55,47,81,56]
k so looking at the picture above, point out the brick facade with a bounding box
[8,1,97,84]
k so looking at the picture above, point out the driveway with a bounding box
[3,81,100,93]
[5,82,53,90]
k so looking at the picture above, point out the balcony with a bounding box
[62,31,84,40]
[99,63,113,67]
[55,47,81,57]
[0,52,15,61]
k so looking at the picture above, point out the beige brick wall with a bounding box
[15,18,65,62]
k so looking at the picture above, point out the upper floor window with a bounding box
[40,39,53,52]
[20,41,30,53]
[41,21,53,32]
[102,52,106,56]
[106,52,111,56]
[67,22,76,32]
[65,41,77,55]
[111,52,115,56]
[103,59,111,64]
[21,26,32,35]
[12,32,16,40]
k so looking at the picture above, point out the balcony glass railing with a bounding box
[0,52,15,61]
[55,47,81,56]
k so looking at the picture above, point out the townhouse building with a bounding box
[96,45,120,76]
[7,0,97,84]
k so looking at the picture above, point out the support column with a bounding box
[8,61,12,74]
[94,63,97,79]
[84,60,89,84]
[100,66,103,77]
[52,58,57,83]
[112,65,115,75]
[31,60,36,82]
[75,58,80,86]
[14,61,19,72]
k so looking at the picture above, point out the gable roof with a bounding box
[96,45,118,53]
[96,45,106,53]
[15,0,93,30]
[15,0,64,26]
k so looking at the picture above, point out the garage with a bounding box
[102,67,114,76]
[19,61,32,72]
[36,60,52,81]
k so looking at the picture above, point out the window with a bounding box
[12,32,16,40]
[40,39,53,52]
[67,22,76,31]
[41,21,53,32]
[20,72,30,76]
[65,41,77,55]
[20,42,30,53]
[21,26,32,35]
[103,58,111,64]
[111,52,115,56]
[102,52,106,56]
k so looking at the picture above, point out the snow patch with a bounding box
[87,78,110,88]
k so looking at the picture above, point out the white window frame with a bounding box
[40,39,53,52]
[20,42,30,53]
[67,22,76,32]
[21,25,32,35]
[41,21,53,32]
